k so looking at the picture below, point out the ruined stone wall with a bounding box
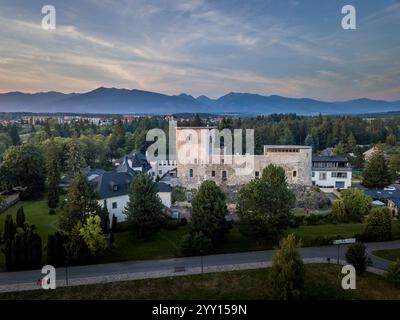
[175,127,312,190]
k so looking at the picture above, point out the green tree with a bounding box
[237,164,295,244]
[180,231,213,256]
[79,215,108,256]
[46,138,61,208]
[16,206,25,228]
[0,144,45,197]
[99,200,110,234]
[363,207,392,241]
[334,142,346,156]
[304,134,315,153]
[124,174,163,239]
[389,154,400,181]
[387,259,400,288]
[189,180,229,246]
[331,199,346,222]
[3,214,16,242]
[269,234,305,300]
[46,232,67,267]
[386,133,397,146]
[345,242,367,274]
[0,132,12,155]
[341,188,372,222]
[3,223,42,271]
[67,137,86,177]
[346,133,357,152]
[362,145,392,188]
[8,124,21,146]
[59,174,100,234]
[190,114,203,127]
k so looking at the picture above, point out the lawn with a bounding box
[287,223,364,245]
[98,228,188,263]
[372,249,400,262]
[0,193,60,271]
[1,264,399,300]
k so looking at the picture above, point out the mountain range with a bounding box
[1,87,400,116]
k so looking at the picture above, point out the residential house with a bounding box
[312,156,352,189]
[363,188,400,217]
[92,170,172,223]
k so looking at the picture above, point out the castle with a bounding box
[175,127,312,189]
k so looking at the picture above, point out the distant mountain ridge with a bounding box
[0,87,400,116]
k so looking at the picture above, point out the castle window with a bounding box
[212,170,216,177]
[112,202,117,209]
[113,185,119,191]
[222,170,227,180]
[189,169,193,178]
[255,171,259,178]
[293,170,297,178]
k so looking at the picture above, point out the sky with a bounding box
[0,0,399,101]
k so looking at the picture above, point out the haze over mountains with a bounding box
[1,87,400,116]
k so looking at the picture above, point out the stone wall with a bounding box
[175,127,312,190]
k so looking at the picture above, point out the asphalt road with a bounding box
[0,240,399,288]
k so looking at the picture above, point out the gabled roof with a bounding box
[92,171,134,199]
[117,151,151,172]
[157,182,172,193]
[116,156,137,176]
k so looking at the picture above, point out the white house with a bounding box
[311,156,352,190]
[92,170,172,223]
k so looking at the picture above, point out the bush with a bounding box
[48,209,56,215]
[304,213,320,225]
[114,221,132,233]
[363,207,392,242]
[180,217,188,226]
[331,199,347,222]
[386,259,400,287]
[289,215,304,228]
[161,217,180,230]
[180,232,213,256]
[345,242,367,274]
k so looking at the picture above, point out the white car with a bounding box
[384,186,396,191]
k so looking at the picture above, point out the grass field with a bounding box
[372,249,400,262]
[1,264,399,300]
[287,223,364,242]
[0,194,398,271]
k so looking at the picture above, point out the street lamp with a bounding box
[200,250,204,274]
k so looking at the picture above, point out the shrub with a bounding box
[161,217,180,230]
[180,217,188,226]
[269,234,305,300]
[341,189,372,222]
[289,215,304,228]
[180,232,213,256]
[331,199,347,222]
[345,242,367,274]
[386,259,400,287]
[304,213,320,225]
[363,207,392,242]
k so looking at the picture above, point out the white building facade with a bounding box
[312,156,352,190]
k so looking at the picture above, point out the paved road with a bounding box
[0,240,399,290]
